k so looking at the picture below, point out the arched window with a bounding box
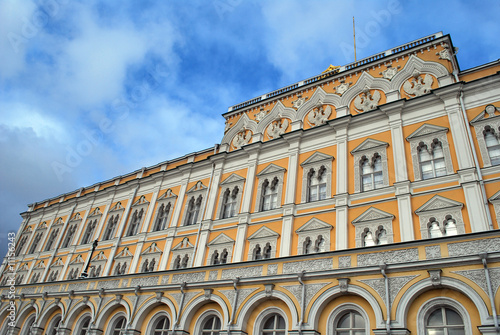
[201,315,222,335]
[142,259,149,272]
[262,313,286,335]
[81,219,97,245]
[44,229,59,251]
[47,315,62,335]
[173,255,181,269]
[220,249,228,264]
[418,140,447,179]
[362,229,376,246]
[20,314,36,335]
[360,154,383,191]
[15,235,28,256]
[153,315,170,335]
[335,310,366,335]
[261,177,279,211]
[154,203,171,231]
[111,316,126,335]
[443,215,458,236]
[484,125,500,165]
[76,315,91,335]
[376,226,388,245]
[222,186,239,219]
[29,232,43,254]
[185,195,203,226]
[314,235,325,252]
[181,254,189,268]
[62,224,77,248]
[428,217,443,238]
[211,250,220,265]
[425,307,465,335]
[103,215,119,240]
[303,237,312,254]
[253,244,262,260]
[263,243,272,259]
[127,208,144,236]
[307,166,327,202]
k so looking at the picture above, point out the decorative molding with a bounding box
[353,88,382,113]
[352,207,394,248]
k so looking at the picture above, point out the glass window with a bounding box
[262,314,286,335]
[112,316,126,335]
[261,178,279,211]
[335,311,365,335]
[201,315,222,335]
[29,233,43,254]
[154,203,171,231]
[62,224,77,248]
[103,215,119,240]
[222,187,239,219]
[419,140,447,180]
[79,316,91,335]
[20,315,35,335]
[185,195,203,226]
[425,307,465,335]
[484,126,500,165]
[127,208,144,236]
[360,154,383,191]
[153,316,170,335]
[307,166,327,202]
[82,219,97,245]
[45,229,59,251]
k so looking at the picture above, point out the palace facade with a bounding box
[1,32,500,335]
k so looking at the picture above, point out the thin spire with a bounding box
[353,16,357,62]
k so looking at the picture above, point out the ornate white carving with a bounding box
[231,129,252,149]
[470,105,500,167]
[353,88,381,113]
[415,195,465,239]
[335,81,351,95]
[351,138,389,193]
[352,207,394,248]
[296,218,333,254]
[292,94,308,109]
[247,226,279,260]
[307,104,332,127]
[224,120,232,133]
[436,48,451,61]
[380,65,400,80]
[255,107,268,122]
[403,71,434,97]
[266,118,289,139]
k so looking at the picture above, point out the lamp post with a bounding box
[80,239,98,279]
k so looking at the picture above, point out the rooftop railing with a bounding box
[227,32,444,113]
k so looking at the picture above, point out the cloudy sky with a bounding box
[1,0,500,258]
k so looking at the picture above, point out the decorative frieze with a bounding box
[448,238,500,257]
[221,266,263,280]
[282,258,332,274]
[172,272,205,284]
[338,256,351,268]
[425,245,441,259]
[357,249,418,267]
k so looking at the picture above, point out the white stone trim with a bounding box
[255,164,286,212]
[351,138,389,193]
[216,174,245,220]
[300,152,334,203]
[406,124,453,181]
[253,307,288,335]
[207,233,235,265]
[351,207,395,247]
[296,218,333,254]
[247,226,280,260]
[416,297,472,335]
[327,303,370,335]
[415,195,465,239]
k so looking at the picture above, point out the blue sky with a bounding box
[1,0,500,258]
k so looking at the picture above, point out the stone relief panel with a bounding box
[266,118,290,140]
[352,88,382,113]
[359,275,419,304]
[339,256,351,268]
[402,71,435,98]
[306,104,332,127]
[221,266,263,280]
[232,129,252,150]
[425,245,441,259]
[282,258,332,274]
[220,287,259,308]
[448,238,500,257]
[172,272,205,284]
[357,249,418,267]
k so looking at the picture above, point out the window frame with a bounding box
[327,303,370,335]
[300,152,334,203]
[351,139,389,193]
[471,104,500,167]
[255,164,286,212]
[145,312,171,335]
[194,310,224,335]
[253,307,288,335]
[216,174,245,220]
[351,207,395,248]
[415,195,465,239]
[207,233,235,266]
[74,314,92,335]
[417,297,471,335]
[407,124,454,181]
[247,226,280,261]
[107,313,127,335]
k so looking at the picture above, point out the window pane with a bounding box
[448,329,465,335]
[445,309,463,325]
[277,315,286,328]
[319,184,327,199]
[426,329,445,335]
[427,309,443,326]
[353,312,365,327]
[309,187,318,201]
[338,313,350,328]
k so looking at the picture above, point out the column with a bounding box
[140,181,163,233]
[281,133,301,257]
[333,120,349,250]
[381,101,415,242]
[103,187,139,276]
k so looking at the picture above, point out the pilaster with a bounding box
[394,181,415,242]
[170,174,190,228]
[194,221,212,266]
[240,145,261,213]
[280,204,295,257]
[380,100,408,182]
[459,169,490,232]
[159,234,175,270]
[334,194,349,250]
[140,182,162,233]
[233,216,249,262]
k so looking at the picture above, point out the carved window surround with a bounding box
[296,218,333,254]
[406,123,453,181]
[415,195,465,239]
[470,104,500,167]
[216,174,245,220]
[351,138,390,193]
[247,226,280,260]
[255,164,286,212]
[351,207,394,248]
[300,152,334,203]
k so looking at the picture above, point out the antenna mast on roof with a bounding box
[353,16,357,62]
